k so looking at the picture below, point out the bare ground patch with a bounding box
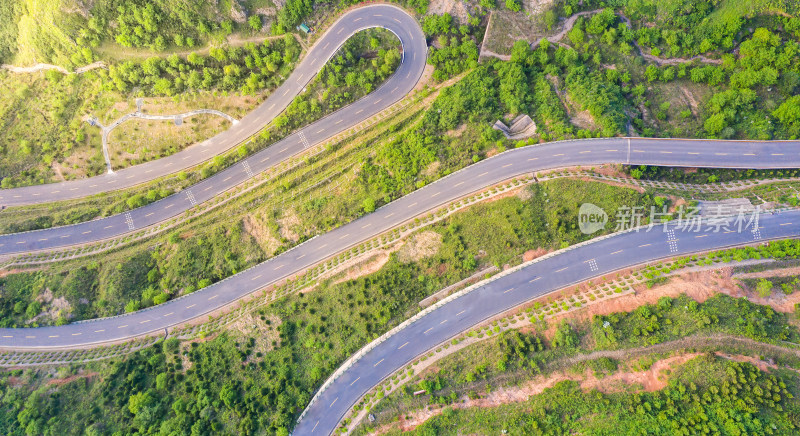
[243,214,280,255]
[422,161,441,178]
[734,266,800,280]
[228,312,282,359]
[584,164,628,179]
[327,231,443,286]
[569,108,598,131]
[522,247,550,262]
[427,0,473,23]
[57,148,98,180]
[482,9,548,55]
[334,252,393,285]
[397,231,443,263]
[46,371,99,386]
[278,208,302,242]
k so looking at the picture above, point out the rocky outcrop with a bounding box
[492,114,537,140]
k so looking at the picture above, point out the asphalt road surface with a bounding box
[293,209,800,435]
[1,138,800,349]
[2,138,800,256]
[0,4,428,207]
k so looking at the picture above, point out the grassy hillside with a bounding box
[0,0,261,67]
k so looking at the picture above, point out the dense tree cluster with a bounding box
[85,0,233,52]
[265,29,402,144]
[107,35,301,96]
[693,27,800,139]
[423,13,481,81]
[554,5,800,140]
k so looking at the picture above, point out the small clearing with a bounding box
[277,209,302,242]
[46,371,99,386]
[397,231,443,263]
[242,214,280,255]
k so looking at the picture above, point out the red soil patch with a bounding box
[523,248,550,262]
[46,371,99,386]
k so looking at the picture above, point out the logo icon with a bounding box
[578,203,608,235]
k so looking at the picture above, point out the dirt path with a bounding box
[1,61,107,75]
[46,371,99,386]
[733,265,800,280]
[530,9,604,48]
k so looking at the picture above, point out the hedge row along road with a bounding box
[0,4,428,208]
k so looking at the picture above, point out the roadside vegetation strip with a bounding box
[538,168,800,195]
[335,241,800,433]
[0,61,108,75]
[536,168,800,210]
[302,222,644,428]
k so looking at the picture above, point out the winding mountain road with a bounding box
[0,4,428,208]
[1,6,800,435]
